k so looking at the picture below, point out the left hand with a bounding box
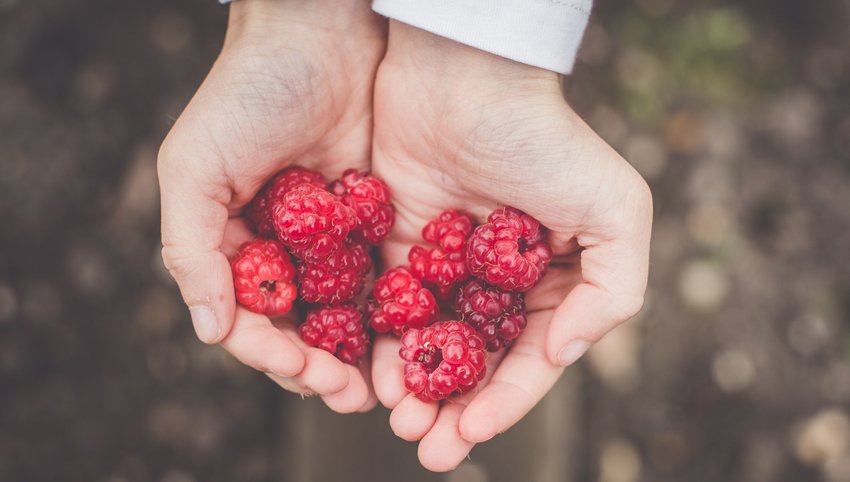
[369,22,653,471]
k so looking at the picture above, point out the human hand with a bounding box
[157,0,385,412]
[369,23,652,470]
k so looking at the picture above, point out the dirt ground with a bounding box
[2,0,849,481]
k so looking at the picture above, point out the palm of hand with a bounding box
[159,22,386,412]
[368,64,650,470]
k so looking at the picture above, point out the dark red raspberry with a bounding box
[456,279,527,351]
[329,169,394,244]
[408,245,469,299]
[231,238,297,316]
[298,242,372,304]
[400,321,487,401]
[244,167,326,236]
[299,303,369,364]
[367,266,438,336]
[422,209,474,246]
[272,184,359,263]
[467,207,552,292]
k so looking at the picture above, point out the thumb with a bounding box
[546,185,652,366]
[158,143,236,344]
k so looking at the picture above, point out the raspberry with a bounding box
[367,266,439,335]
[299,303,369,364]
[298,242,372,304]
[466,207,553,292]
[329,169,394,244]
[244,167,326,236]
[399,321,487,401]
[408,245,469,299]
[456,279,527,351]
[272,184,359,263]
[231,238,297,316]
[422,209,474,247]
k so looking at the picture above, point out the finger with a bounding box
[293,346,352,395]
[417,402,474,472]
[389,394,439,441]
[159,142,235,344]
[357,354,379,412]
[321,363,370,414]
[219,307,306,377]
[458,311,564,443]
[371,335,407,408]
[546,180,652,366]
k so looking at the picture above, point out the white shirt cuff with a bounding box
[372,0,592,74]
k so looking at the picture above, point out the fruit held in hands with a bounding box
[244,167,326,236]
[329,169,395,245]
[231,238,297,316]
[400,320,487,401]
[368,266,439,336]
[467,207,553,292]
[408,210,474,299]
[273,184,359,263]
[298,241,372,304]
[456,279,527,351]
[300,303,369,364]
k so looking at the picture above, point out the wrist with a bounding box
[383,21,561,94]
[226,0,383,47]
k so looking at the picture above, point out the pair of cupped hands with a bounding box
[157,0,651,472]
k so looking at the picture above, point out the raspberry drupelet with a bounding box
[299,303,369,364]
[231,238,297,316]
[329,169,395,245]
[456,279,527,351]
[400,320,488,401]
[244,166,326,236]
[466,207,553,292]
[272,184,359,263]
[297,241,372,304]
[367,266,439,336]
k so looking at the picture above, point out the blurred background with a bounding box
[2,0,849,481]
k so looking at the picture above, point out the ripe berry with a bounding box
[329,169,394,245]
[298,242,372,304]
[273,184,359,263]
[299,303,369,364]
[367,266,439,336]
[231,238,297,316]
[408,245,469,299]
[244,167,326,236]
[422,209,474,246]
[467,207,553,292]
[400,321,487,401]
[456,279,527,351]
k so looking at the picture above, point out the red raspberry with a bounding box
[298,242,372,304]
[400,321,487,401]
[422,209,474,246]
[367,267,439,336]
[408,210,474,299]
[231,238,297,316]
[329,169,394,244]
[299,303,369,364]
[244,167,326,236]
[466,207,553,292]
[272,184,359,263]
[408,245,469,299]
[456,279,527,351]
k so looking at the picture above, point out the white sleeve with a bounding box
[372,0,592,74]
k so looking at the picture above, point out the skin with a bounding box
[158,0,386,413]
[369,23,652,471]
[158,0,652,472]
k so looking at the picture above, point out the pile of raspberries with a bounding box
[231,166,552,401]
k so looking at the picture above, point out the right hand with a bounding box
[157,0,386,413]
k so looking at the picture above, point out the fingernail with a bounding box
[557,340,590,366]
[190,305,221,343]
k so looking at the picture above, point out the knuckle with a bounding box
[613,294,646,322]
